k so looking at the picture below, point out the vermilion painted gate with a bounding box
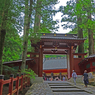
[27,33,86,78]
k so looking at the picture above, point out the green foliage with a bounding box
[40,27,51,33]
[0,64,18,79]
[0,0,23,62]
[60,0,95,53]
[21,68,36,80]
[3,30,22,62]
[0,0,23,74]
[40,0,59,31]
[0,0,65,72]
[3,65,18,74]
[60,0,95,30]
[0,0,23,31]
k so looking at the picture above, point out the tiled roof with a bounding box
[86,54,95,58]
[78,54,95,65]
[43,58,67,70]
[3,58,34,64]
[41,33,86,40]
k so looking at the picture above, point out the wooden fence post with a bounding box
[16,74,19,95]
[0,75,4,95]
[21,74,23,91]
[9,74,14,95]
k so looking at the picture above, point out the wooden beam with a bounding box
[43,52,67,54]
[42,47,70,49]
[73,53,87,55]
[27,52,39,54]
[41,39,85,44]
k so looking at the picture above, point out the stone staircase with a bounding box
[47,81,93,95]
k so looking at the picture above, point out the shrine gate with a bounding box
[27,33,86,78]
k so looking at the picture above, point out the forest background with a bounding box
[0,0,95,73]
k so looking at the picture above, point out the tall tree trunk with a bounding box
[77,17,84,53]
[34,0,42,33]
[0,29,6,74]
[88,23,93,55]
[93,37,94,54]
[87,1,93,55]
[76,0,84,57]
[0,0,8,74]
[21,0,33,71]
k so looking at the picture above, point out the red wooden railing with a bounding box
[0,74,30,95]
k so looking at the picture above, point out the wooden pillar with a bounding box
[69,46,74,77]
[21,74,23,91]
[81,55,84,60]
[9,74,14,95]
[0,75,4,95]
[15,74,19,95]
[39,45,43,77]
[67,54,70,79]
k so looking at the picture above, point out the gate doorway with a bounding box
[43,54,67,80]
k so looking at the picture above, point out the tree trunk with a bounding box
[21,0,33,71]
[0,29,6,74]
[0,1,10,74]
[77,17,84,54]
[93,37,94,54]
[34,0,42,33]
[76,0,84,57]
[88,25,93,55]
[87,1,93,55]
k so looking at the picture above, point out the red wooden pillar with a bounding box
[21,74,23,91]
[9,74,14,95]
[0,75,4,95]
[15,74,19,95]
[39,45,43,77]
[81,55,84,59]
[67,55,70,79]
[69,46,74,77]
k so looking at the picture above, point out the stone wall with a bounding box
[31,76,43,84]
[69,75,83,83]
[69,74,95,86]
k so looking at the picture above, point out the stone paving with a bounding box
[25,82,54,95]
[25,81,95,95]
[73,82,95,94]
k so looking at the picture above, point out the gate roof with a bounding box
[31,33,86,54]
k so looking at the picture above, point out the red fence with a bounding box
[0,74,30,95]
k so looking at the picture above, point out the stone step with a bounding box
[53,92,92,95]
[49,84,71,86]
[50,86,76,88]
[52,89,86,92]
[52,88,80,90]
[47,82,70,84]
[48,83,70,84]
